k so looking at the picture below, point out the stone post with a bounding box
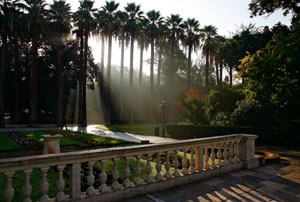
[239,134,259,169]
[42,134,63,154]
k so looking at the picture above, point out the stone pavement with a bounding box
[125,160,300,202]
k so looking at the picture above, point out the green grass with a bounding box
[96,124,161,136]
[22,131,88,147]
[0,132,23,151]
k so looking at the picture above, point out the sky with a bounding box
[47,0,292,75]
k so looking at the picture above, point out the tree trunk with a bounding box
[120,32,125,120]
[187,45,192,88]
[78,34,84,125]
[229,66,233,87]
[150,37,154,93]
[13,38,21,124]
[81,31,88,127]
[129,33,134,88]
[205,49,209,94]
[57,47,64,127]
[107,34,112,87]
[219,61,223,85]
[215,59,219,85]
[28,27,38,127]
[157,45,162,89]
[0,31,7,128]
[138,38,144,85]
[170,38,175,89]
[100,35,105,77]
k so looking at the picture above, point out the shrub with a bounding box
[177,89,208,125]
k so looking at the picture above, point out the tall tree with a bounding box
[124,3,143,89]
[201,25,217,93]
[49,0,72,127]
[166,14,183,89]
[147,10,163,93]
[137,18,148,85]
[182,18,200,87]
[24,0,49,127]
[156,22,167,88]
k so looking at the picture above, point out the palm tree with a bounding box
[146,10,163,93]
[182,18,200,87]
[156,22,167,88]
[166,14,183,89]
[76,0,96,127]
[124,3,143,89]
[49,0,72,127]
[213,35,226,85]
[24,0,49,127]
[101,0,119,87]
[201,25,217,93]
[0,0,24,127]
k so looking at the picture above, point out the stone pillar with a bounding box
[42,134,62,154]
[239,134,259,169]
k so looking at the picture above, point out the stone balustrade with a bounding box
[0,134,258,202]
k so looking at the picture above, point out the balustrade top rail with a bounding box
[0,134,250,172]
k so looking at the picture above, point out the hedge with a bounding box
[166,124,300,146]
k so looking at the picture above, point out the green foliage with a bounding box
[0,132,23,151]
[166,124,300,146]
[239,28,300,125]
[178,89,208,125]
[205,85,244,125]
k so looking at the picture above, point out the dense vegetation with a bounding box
[0,0,299,128]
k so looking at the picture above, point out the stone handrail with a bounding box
[0,134,258,202]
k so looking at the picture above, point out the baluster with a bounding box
[210,144,216,169]
[164,151,172,179]
[23,169,33,202]
[134,155,143,185]
[181,149,188,175]
[155,153,162,181]
[229,142,234,164]
[223,142,228,166]
[40,167,50,202]
[189,147,196,174]
[87,162,95,195]
[56,165,66,201]
[173,150,180,177]
[111,158,121,190]
[123,157,133,187]
[203,146,209,170]
[99,160,109,193]
[217,143,222,167]
[234,140,240,163]
[145,154,154,183]
[4,171,14,202]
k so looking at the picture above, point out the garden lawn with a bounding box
[0,132,23,151]
[22,131,88,147]
[96,124,161,136]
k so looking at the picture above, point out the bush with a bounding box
[177,89,208,125]
[166,124,300,147]
[205,85,244,125]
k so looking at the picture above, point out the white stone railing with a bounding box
[0,134,258,202]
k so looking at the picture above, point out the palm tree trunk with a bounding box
[81,31,88,127]
[107,34,112,87]
[187,45,192,88]
[205,50,209,94]
[100,35,105,77]
[28,27,38,127]
[215,59,219,85]
[229,66,233,87]
[139,38,144,85]
[150,37,154,93]
[129,33,134,88]
[120,32,125,120]
[157,46,162,88]
[78,34,84,125]
[219,61,223,85]
[170,38,175,89]
[0,31,7,128]
[57,47,64,127]
[13,38,21,124]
